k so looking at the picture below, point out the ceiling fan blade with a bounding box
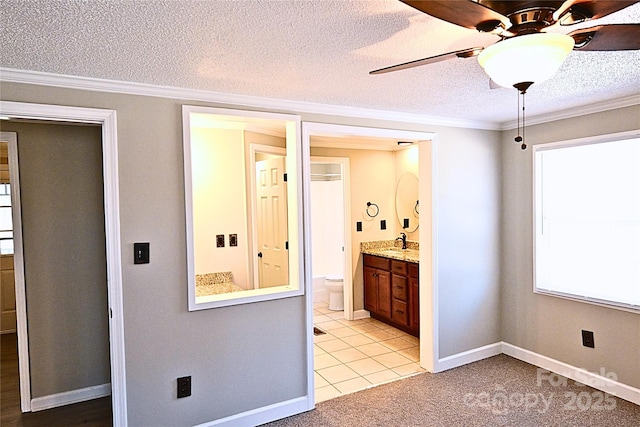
[400,0,510,32]
[555,0,639,24]
[369,47,483,75]
[569,24,640,50]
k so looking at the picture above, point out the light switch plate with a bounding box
[229,234,237,247]
[216,235,225,247]
[134,242,150,264]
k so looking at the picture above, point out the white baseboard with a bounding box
[436,342,503,372]
[195,396,313,427]
[502,342,640,406]
[30,383,111,412]
[353,309,370,320]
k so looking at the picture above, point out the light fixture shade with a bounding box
[478,33,575,88]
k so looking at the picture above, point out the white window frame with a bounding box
[532,129,640,313]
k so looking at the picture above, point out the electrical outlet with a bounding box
[403,218,409,229]
[177,376,191,398]
[380,219,386,230]
[356,221,362,232]
[582,330,595,348]
[216,234,225,248]
[229,234,237,247]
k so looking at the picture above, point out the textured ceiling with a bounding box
[1,0,639,128]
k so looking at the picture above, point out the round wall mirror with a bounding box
[395,172,419,233]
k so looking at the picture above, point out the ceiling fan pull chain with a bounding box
[515,88,522,147]
[521,90,527,150]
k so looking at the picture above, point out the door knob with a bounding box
[258,252,263,258]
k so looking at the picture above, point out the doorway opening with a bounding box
[303,122,437,404]
[0,102,126,426]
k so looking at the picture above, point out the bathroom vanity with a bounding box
[363,253,419,337]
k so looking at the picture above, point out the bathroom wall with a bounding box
[191,127,250,288]
[310,146,396,311]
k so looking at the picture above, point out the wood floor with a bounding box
[1,333,112,426]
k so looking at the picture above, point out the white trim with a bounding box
[1,131,30,411]
[501,94,640,130]
[419,135,439,373]
[503,342,640,406]
[436,343,503,372]
[0,101,127,426]
[301,124,316,410]
[308,155,352,321]
[194,396,312,427]
[353,309,370,320]
[31,383,111,412]
[0,67,497,131]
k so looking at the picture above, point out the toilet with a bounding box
[325,274,344,311]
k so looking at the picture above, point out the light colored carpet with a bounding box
[262,354,640,426]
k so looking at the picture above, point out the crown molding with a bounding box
[501,94,640,131]
[0,68,500,131]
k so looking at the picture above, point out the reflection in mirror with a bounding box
[396,172,419,233]
[182,106,303,311]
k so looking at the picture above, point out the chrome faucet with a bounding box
[396,232,407,250]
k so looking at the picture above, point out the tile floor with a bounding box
[313,301,425,402]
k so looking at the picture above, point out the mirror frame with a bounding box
[182,105,304,310]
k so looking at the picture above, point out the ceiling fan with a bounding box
[371,0,640,86]
[371,1,640,149]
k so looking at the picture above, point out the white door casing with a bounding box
[0,103,126,425]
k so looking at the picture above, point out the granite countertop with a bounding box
[360,240,420,263]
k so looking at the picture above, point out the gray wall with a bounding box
[1,81,503,425]
[435,127,502,357]
[0,121,110,397]
[501,105,640,389]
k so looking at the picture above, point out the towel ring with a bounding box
[414,200,419,216]
[366,202,379,218]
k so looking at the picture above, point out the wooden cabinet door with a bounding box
[377,270,391,318]
[409,275,419,332]
[364,266,378,313]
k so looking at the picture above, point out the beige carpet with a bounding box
[262,354,640,426]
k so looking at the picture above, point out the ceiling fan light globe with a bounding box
[478,33,575,88]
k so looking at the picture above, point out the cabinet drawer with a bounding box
[391,299,408,326]
[364,254,390,270]
[408,262,418,278]
[392,275,407,301]
[391,260,407,276]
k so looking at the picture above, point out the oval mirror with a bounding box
[395,172,419,233]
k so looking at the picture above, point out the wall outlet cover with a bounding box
[216,235,225,248]
[356,221,362,232]
[380,219,386,230]
[229,234,237,247]
[582,330,595,348]
[177,376,191,398]
[403,218,409,229]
